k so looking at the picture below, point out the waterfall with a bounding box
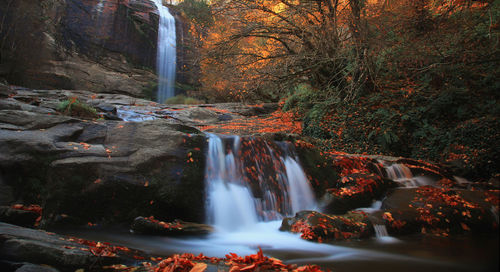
[153,0,177,103]
[205,134,316,231]
[373,224,389,238]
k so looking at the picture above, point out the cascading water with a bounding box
[205,133,316,231]
[382,162,434,187]
[373,224,389,238]
[153,0,177,103]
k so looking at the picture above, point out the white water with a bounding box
[383,163,434,187]
[205,134,316,231]
[373,224,400,243]
[491,206,499,224]
[374,224,389,238]
[198,134,470,268]
[117,107,157,122]
[153,0,177,103]
[356,200,383,213]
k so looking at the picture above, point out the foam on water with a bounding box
[205,133,316,230]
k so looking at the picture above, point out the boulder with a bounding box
[377,187,499,235]
[0,222,100,269]
[131,216,213,236]
[280,210,373,242]
[293,139,339,198]
[320,173,396,214]
[0,222,151,271]
[0,88,208,226]
[15,263,59,272]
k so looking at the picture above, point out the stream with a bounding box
[53,132,498,272]
[54,224,498,272]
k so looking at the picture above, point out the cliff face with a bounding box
[0,0,161,97]
[62,0,158,68]
[170,7,201,96]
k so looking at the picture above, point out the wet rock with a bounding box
[131,216,213,236]
[294,140,339,198]
[280,211,373,242]
[320,173,396,214]
[0,207,39,228]
[487,174,500,189]
[0,89,207,226]
[0,222,152,271]
[15,263,59,272]
[0,222,99,269]
[174,107,221,125]
[378,187,499,235]
[395,158,454,181]
[0,176,15,206]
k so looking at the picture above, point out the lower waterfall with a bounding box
[205,133,316,231]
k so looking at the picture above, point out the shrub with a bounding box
[56,97,98,119]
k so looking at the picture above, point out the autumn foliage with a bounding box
[199,107,302,134]
[284,211,371,242]
[178,0,499,180]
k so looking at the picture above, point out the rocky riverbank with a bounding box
[0,82,498,271]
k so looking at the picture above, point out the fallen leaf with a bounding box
[189,263,207,272]
[460,222,471,231]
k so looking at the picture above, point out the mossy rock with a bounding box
[56,99,99,119]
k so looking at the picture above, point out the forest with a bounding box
[0,0,498,272]
[176,0,499,180]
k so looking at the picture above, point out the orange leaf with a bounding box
[460,222,470,231]
[240,264,256,271]
[189,263,207,272]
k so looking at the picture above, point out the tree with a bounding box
[200,0,373,102]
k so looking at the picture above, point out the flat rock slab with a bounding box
[0,222,98,269]
[131,216,214,236]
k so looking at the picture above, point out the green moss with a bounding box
[56,98,98,119]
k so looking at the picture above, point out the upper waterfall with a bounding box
[153,0,177,103]
[205,134,316,231]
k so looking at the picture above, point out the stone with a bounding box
[15,263,59,272]
[0,222,151,271]
[0,207,39,228]
[0,222,98,269]
[320,173,396,214]
[0,88,208,226]
[280,210,373,242]
[131,216,213,236]
[0,175,14,206]
[378,187,498,235]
